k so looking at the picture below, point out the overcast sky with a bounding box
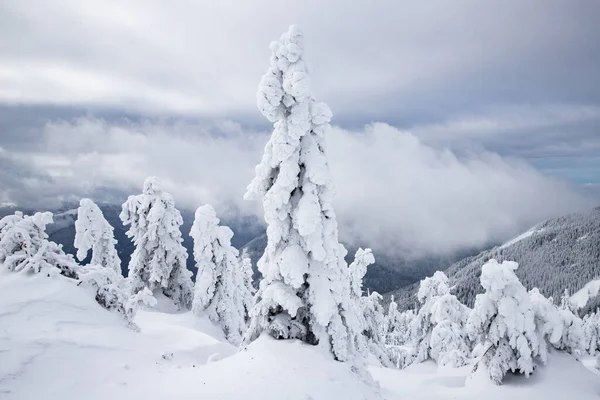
[0,0,599,256]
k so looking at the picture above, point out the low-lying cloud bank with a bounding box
[1,117,594,258]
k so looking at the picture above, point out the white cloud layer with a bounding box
[3,117,593,258]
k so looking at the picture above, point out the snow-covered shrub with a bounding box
[466,259,541,384]
[120,177,193,310]
[74,198,121,274]
[78,264,156,328]
[190,204,250,345]
[583,311,600,355]
[408,271,470,367]
[242,25,363,363]
[0,211,24,241]
[0,211,78,278]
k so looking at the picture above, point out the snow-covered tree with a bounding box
[190,204,250,345]
[347,248,392,366]
[0,211,24,241]
[78,264,156,329]
[74,198,121,274]
[466,259,541,384]
[555,290,586,358]
[385,296,415,347]
[583,311,600,355]
[239,250,256,322]
[408,271,470,367]
[242,25,362,363]
[528,288,563,363]
[362,291,394,367]
[120,177,193,309]
[0,211,78,278]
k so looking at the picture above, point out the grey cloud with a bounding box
[1,1,599,123]
[0,116,594,259]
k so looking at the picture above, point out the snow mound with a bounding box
[372,352,600,399]
[0,271,379,400]
[0,271,235,399]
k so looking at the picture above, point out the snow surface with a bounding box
[499,227,545,249]
[572,279,600,310]
[2,271,600,399]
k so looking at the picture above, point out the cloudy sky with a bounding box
[1,0,599,257]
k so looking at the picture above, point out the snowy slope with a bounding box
[2,271,599,399]
[0,272,380,399]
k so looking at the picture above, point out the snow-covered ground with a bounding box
[499,227,545,249]
[1,271,599,400]
[572,279,600,309]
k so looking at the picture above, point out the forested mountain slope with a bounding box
[388,206,600,313]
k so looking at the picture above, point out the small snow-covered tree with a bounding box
[583,311,600,355]
[386,297,415,347]
[242,25,362,363]
[120,177,193,309]
[555,290,586,358]
[528,288,563,363]
[0,211,78,278]
[408,271,470,367]
[78,264,156,329]
[74,198,121,274]
[347,248,392,367]
[239,250,256,322]
[466,259,541,384]
[190,204,250,345]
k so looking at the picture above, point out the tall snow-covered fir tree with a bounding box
[190,204,250,345]
[242,25,362,363]
[74,198,121,274]
[120,177,193,310]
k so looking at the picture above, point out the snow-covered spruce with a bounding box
[555,290,586,358]
[528,288,563,363]
[385,296,415,347]
[0,211,78,278]
[583,310,600,355]
[120,177,193,309]
[406,271,470,368]
[239,250,256,322]
[348,248,392,367]
[78,264,156,328]
[190,204,251,345]
[243,25,363,364]
[74,198,121,274]
[467,259,545,384]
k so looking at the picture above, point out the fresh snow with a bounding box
[2,270,600,399]
[499,227,545,249]
[572,279,600,310]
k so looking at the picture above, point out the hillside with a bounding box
[240,233,480,295]
[388,206,600,313]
